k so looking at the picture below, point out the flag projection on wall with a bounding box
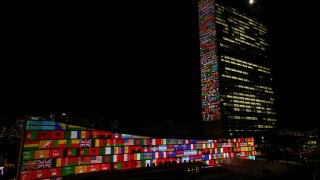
[19,121,255,179]
[199,0,221,121]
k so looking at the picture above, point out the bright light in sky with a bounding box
[249,0,254,4]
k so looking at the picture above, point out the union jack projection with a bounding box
[19,120,255,179]
[80,139,92,147]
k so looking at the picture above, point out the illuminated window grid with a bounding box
[222,74,250,82]
[223,11,267,34]
[221,94,274,105]
[221,55,270,72]
[225,67,249,75]
[220,80,274,94]
[217,15,267,46]
[222,100,275,115]
[257,125,275,129]
[230,84,274,95]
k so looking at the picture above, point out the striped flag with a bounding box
[106,139,114,146]
[79,148,89,156]
[27,121,55,130]
[158,145,167,152]
[67,157,79,166]
[55,158,64,167]
[113,147,123,154]
[161,139,167,145]
[95,139,105,147]
[151,139,161,145]
[121,134,132,139]
[24,141,39,150]
[90,156,102,164]
[168,139,184,145]
[71,131,81,139]
[142,152,153,160]
[134,153,141,160]
[124,154,133,161]
[53,140,67,148]
[115,139,124,146]
[81,131,90,139]
[114,162,122,170]
[65,148,78,157]
[26,131,38,141]
[105,147,112,155]
[78,156,91,165]
[113,155,118,162]
[176,150,184,157]
[67,139,79,148]
[154,152,160,159]
[162,152,169,158]
[124,146,131,154]
[124,139,134,146]
[113,154,123,162]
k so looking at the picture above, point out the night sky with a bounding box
[1,0,318,130]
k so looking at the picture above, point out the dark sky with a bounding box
[1,0,318,129]
[256,0,319,129]
[220,0,319,129]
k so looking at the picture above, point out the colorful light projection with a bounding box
[19,121,255,179]
[199,0,221,121]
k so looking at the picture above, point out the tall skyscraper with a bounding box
[198,0,276,146]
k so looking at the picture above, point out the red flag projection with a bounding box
[18,121,255,179]
[199,0,221,121]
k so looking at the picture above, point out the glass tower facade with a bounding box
[199,0,277,139]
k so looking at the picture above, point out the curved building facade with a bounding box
[18,120,255,179]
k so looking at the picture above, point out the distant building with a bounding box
[277,129,319,156]
[198,0,276,148]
